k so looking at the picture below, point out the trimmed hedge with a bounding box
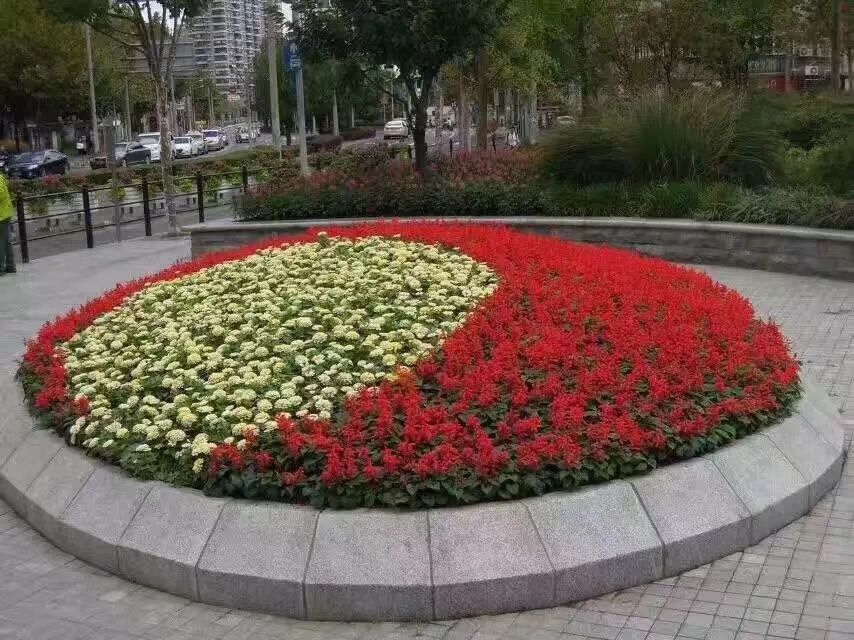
[239,179,853,230]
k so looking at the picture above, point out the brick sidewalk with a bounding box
[0,241,851,640]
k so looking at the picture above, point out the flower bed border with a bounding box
[185,217,854,281]
[0,365,844,620]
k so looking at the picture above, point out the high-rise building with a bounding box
[188,0,265,98]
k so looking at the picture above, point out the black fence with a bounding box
[11,167,257,263]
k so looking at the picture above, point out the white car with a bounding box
[187,131,207,154]
[136,132,164,162]
[383,119,409,140]
[172,136,200,158]
[203,129,225,151]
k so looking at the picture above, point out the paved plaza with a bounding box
[0,237,852,640]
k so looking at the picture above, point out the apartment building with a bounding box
[188,0,266,97]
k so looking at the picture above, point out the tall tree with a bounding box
[294,0,508,170]
[44,0,210,234]
[0,0,91,148]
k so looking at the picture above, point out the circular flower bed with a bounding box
[19,223,800,508]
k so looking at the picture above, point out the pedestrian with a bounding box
[0,172,16,275]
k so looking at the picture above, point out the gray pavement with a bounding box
[0,239,852,639]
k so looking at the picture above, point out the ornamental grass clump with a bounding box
[543,91,782,187]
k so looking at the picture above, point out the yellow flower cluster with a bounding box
[62,236,497,474]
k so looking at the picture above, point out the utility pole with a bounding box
[124,78,133,140]
[84,24,100,154]
[208,86,215,125]
[266,5,282,159]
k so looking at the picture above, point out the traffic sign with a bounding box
[285,41,302,71]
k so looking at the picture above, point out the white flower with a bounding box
[60,236,497,477]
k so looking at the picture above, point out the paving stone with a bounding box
[525,481,663,604]
[706,435,810,543]
[24,447,96,543]
[796,381,846,452]
[0,371,34,467]
[1,242,854,635]
[117,484,227,600]
[631,459,752,576]
[764,414,844,508]
[304,509,432,621]
[197,501,317,619]
[430,502,554,619]
[58,466,153,573]
[0,430,62,517]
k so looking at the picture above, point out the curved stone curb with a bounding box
[184,217,854,281]
[0,368,846,621]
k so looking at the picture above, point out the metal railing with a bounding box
[11,166,256,263]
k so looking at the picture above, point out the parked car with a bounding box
[383,119,409,140]
[136,132,166,162]
[0,151,10,174]
[6,150,69,179]
[203,129,225,151]
[172,136,200,158]
[236,128,250,143]
[187,131,207,154]
[556,115,576,127]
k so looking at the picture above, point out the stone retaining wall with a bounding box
[184,217,854,281]
[0,366,845,621]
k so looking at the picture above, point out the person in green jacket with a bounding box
[0,173,16,274]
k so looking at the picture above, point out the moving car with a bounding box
[0,151,9,174]
[137,132,164,162]
[383,119,409,140]
[115,141,151,166]
[236,128,250,143]
[6,150,69,179]
[187,131,207,154]
[90,141,151,169]
[172,136,199,158]
[203,129,225,151]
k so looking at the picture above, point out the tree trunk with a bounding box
[832,0,842,93]
[477,49,488,149]
[350,104,355,128]
[849,47,854,93]
[156,77,177,236]
[413,100,428,171]
[528,78,538,145]
[459,79,469,152]
[332,88,340,136]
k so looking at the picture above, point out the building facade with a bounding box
[188,0,265,98]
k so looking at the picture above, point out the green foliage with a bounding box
[543,92,781,186]
[807,134,854,197]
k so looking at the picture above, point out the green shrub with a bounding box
[543,92,781,187]
[634,182,703,218]
[810,134,854,196]
[239,180,555,221]
[541,124,629,184]
[778,98,848,150]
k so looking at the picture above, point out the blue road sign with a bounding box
[285,41,302,71]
